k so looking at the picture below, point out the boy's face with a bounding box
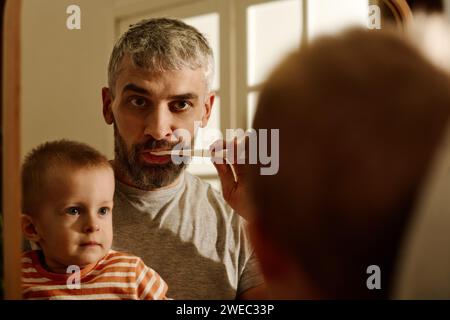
[31,166,114,272]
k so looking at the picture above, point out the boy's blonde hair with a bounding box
[21,140,112,215]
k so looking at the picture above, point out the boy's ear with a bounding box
[21,214,41,243]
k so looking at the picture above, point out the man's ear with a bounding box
[201,92,215,128]
[102,87,114,125]
[21,214,41,243]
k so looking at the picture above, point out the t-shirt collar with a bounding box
[115,171,186,201]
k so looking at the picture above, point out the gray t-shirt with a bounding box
[111,171,263,299]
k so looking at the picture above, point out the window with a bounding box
[246,0,302,129]
[308,0,369,40]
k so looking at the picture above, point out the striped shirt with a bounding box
[22,250,168,300]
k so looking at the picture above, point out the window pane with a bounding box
[194,96,221,150]
[183,13,220,91]
[247,91,260,129]
[247,0,302,87]
[308,0,369,39]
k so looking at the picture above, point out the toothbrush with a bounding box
[149,149,228,158]
[150,149,237,182]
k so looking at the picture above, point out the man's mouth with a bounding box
[141,150,172,164]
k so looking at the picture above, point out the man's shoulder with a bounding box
[184,172,247,227]
[184,172,222,195]
[184,172,233,211]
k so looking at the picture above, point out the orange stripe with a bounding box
[22,272,48,278]
[21,250,168,300]
[23,276,137,287]
[24,286,137,299]
[81,276,135,284]
[23,265,136,277]
[98,257,138,265]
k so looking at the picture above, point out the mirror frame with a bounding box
[385,0,414,26]
[1,0,413,299]
[2,0,22,300]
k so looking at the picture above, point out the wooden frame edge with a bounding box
[0,0,414,301]
[3,0,22,300]
[385,0,414,26]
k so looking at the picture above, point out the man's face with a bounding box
[33,167,114,272]
[102,55,214,189]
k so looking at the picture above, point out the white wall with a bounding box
[21,0,115,159]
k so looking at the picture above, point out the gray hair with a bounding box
[108,17,214,96]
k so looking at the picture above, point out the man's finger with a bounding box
[212,160,237,189]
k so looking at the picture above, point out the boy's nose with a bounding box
[83,215,100,233]
[83,224,100,233]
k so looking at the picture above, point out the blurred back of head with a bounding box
[248,28,450,299]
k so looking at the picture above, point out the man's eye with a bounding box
[66,207,80,216]
[130,97,148,108]
[99,207,110,215]
[171,100,192,111]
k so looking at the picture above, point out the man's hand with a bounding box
[210,138,254,221]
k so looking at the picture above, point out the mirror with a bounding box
[2,0,419,299]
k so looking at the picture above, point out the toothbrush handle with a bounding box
[207,149,227,158]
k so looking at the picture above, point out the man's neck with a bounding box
[112,160,183,191]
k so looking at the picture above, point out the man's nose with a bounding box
[144,107,173,141]
[83,214,100,233]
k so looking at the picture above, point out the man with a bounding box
[101,18,264,299]
[242,28,450,299]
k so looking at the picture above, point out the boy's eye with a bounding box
[99,207,110,215]
[170,100,192,112]
[66,207,80,215]
[130,97,148,108]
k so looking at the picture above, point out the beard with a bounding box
[113,125,187,190]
